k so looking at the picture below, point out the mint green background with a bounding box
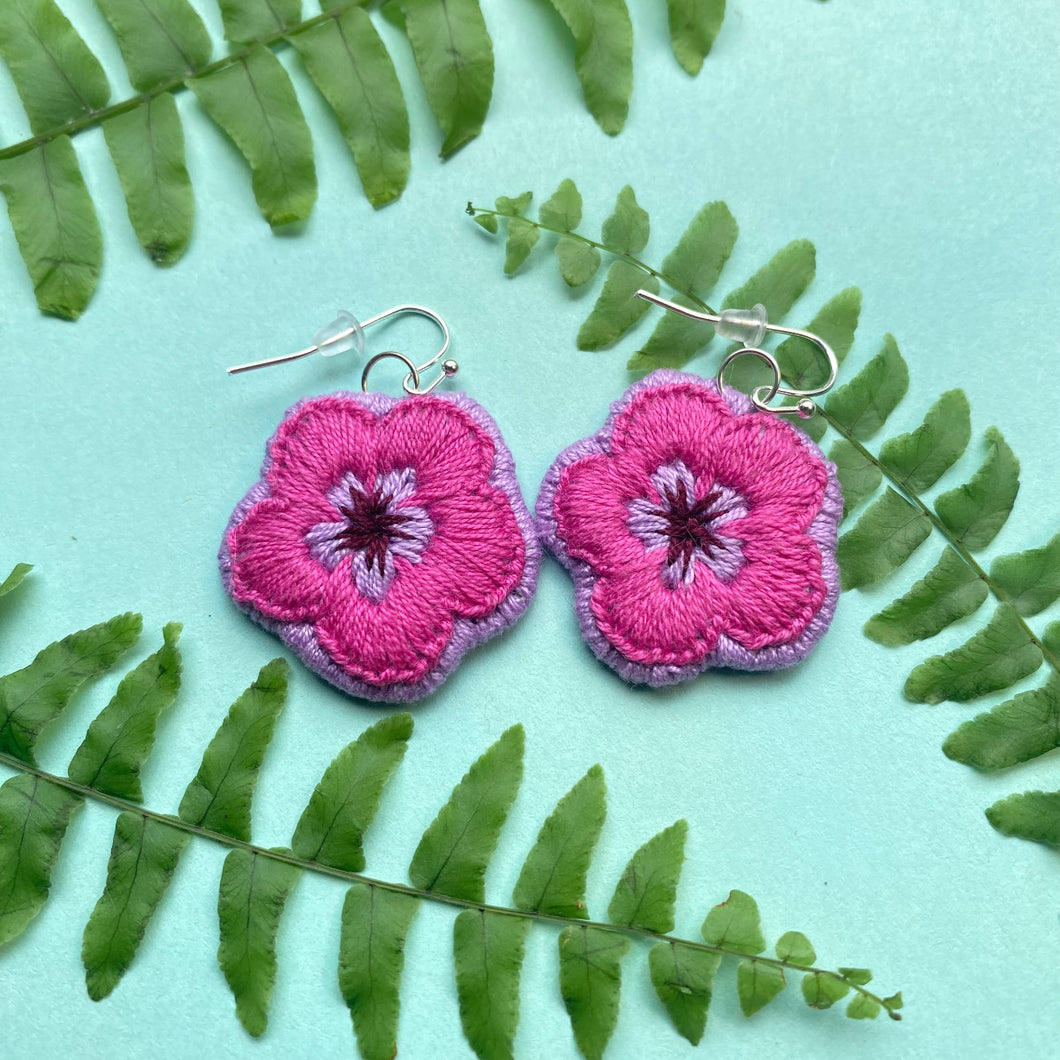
[1,1,1059,1057]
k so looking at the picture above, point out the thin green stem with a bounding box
[478,204,1058,681]
[0,7,349,163]
[466,205,718,316]
[0,749,899,1020]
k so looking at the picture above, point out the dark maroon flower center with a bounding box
[335,484,417,576]
[650,479,734,575]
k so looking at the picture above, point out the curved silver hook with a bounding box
[357,305,458,395]
[634,290,838,416]
[227,303,459,396]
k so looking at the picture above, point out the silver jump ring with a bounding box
[717,347,781,411]
[360,351,422,395]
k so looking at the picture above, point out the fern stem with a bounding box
[0,8,351,163]
[476,204,1059,682]
[0,748,900,1020]
[465,205,717,315]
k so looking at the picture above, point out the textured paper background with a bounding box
[1,1,1058,1057]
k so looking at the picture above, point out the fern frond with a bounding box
[0,0,748,317]
[540,0,632,135]
[339,881,420,1058]
[0,773,84,946]
[0,610,142,766]
[942,674,1060,770]
[468,182,1060,856]
[397,0,494,157]
[0,137,103,319]
[67,622,182,800]
[988,533,1060,617]
[985,790,1060,848]
[454,908,530,1060]
[408,724,524,902]
[559,923,631,1057]
[289,7,410,207]
[0,572,901,1056]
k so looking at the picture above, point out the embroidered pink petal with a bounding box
[591,552,728,666]
[315,558,454,687]
[610,380,732,482]
[221,390,539,703]
[719,534,826,649]
[712,412,829,530]
[424,490,527,617]
[552,452,647,575]
[267,395,378,504]
[537,369,841,687]
[378,397,495,504]
[227,496,329,622]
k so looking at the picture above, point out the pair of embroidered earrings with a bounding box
[219,298,843,703]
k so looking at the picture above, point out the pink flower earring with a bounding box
[219,305,539,703]
[537,292,844,687]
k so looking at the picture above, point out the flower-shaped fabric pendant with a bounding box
[537,370,842,686]
[221,391,539,702]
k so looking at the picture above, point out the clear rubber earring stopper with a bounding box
[714,304,768,347]
[314,310,366,357]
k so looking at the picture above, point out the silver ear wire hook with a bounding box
[634,290,838,417]
[227,303,459,396]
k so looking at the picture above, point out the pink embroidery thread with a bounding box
[220,390,540,702]
[536,370,842,686]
